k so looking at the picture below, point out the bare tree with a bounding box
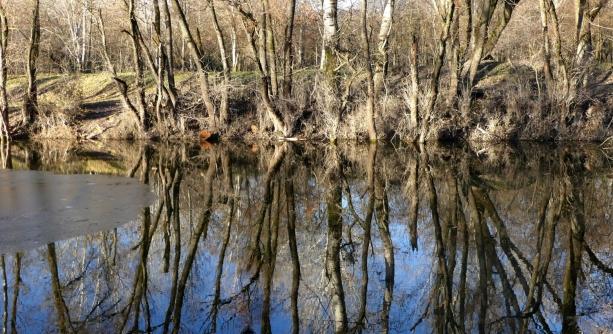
[420,0,456,142]
[0,2,8,140]
[374,0,395,94]
[22,0,41,126]
[361,0,377,141]
[171,0,217,128]
[96,9,143,129]
[321,0,338,81]
[281,0,297,97]
[208,0,231,125]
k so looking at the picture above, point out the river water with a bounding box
[0,141,611,333]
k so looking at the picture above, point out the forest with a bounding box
[0,0,610,142]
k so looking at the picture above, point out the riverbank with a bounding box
[5,61,612,143]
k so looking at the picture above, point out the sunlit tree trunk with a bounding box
[420,0,455,142]
[543,0,569,97]
[281,0,297,97]
[208,0,231,125]
[96,10,142,129]
[162,0,177,97]
[374,0,395,94]
[22,0,41,126]
[538,0,555,90]
[232,4,288,136]
[230,7,239,72]
[321,0,338,82]
[127,0,149,131]
[0,4,8,140]
[262,0,278,96]
[466,0,497,90]
[361,0,377,142]
[171,0,217,128]
[407,35,419,132]
[482,0,521,57]
[570,0,608,97]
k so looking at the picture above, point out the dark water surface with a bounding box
[0,141,611,333]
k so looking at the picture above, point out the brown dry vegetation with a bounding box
[0,0,610,142]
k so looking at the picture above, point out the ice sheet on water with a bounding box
[0,170,155,253]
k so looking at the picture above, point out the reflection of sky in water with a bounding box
[0,142,611,333]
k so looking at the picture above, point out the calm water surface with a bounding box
[0,141,611,333]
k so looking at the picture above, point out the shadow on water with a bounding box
[0,140,612,333]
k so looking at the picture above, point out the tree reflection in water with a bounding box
[0,141,612,333]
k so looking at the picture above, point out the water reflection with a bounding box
[0,141,612,333]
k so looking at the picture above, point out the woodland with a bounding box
[0,0,610,142]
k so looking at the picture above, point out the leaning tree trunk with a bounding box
[96,10,142,129]
[22,0,41,126]
[420,0,455,142]
[374,0,395,95]
[570,0,608,98]
[233,4,288,136]
[0,3,9,139]
[466,0,497,90]
[361,0,377,142]
[482,0,522,58]
[127,0,149,131]
[171,0,217,128]
[208,0,231,125]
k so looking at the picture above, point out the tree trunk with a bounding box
[408,35,419,131]
[171,0,217,128]
[230,7,239,72]
[281,0,297,97]
[208,0,231,125]
[539,0,555,91]
[127,0,149,131]
[263,0,278,96]
[420,1,455,142]
[0,4,8,140]
[22,0,41,126]
[448,9,460,106]
[544,0,569,97]
[162,0,177,97]
[483,0,521,57]
[466,0,498,90]
[361,0,377,141]
[374,0,395,95]
[233,6,288,136]
[321,0,338,81]
[95,10,142,129]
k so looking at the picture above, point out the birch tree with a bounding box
[361,0,377,141]
[321,0,338,82]
[374,0,395,94]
